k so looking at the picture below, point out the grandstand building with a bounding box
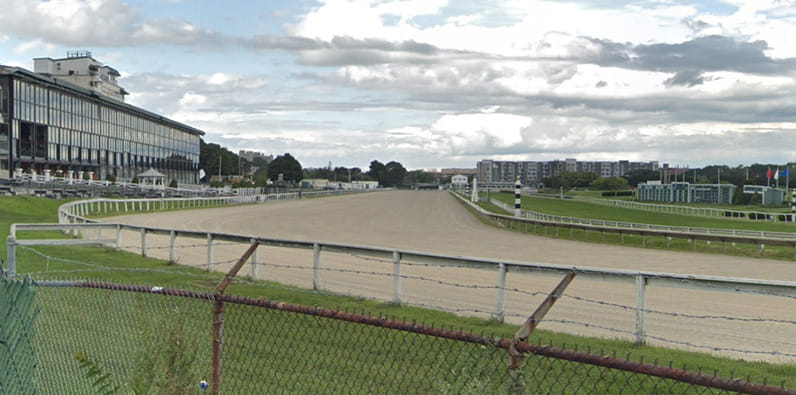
[0,52,203,184]
[637,181,736,204]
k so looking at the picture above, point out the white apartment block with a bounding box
[477,158,659,187]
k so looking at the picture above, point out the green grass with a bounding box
[480,192,796,260]
[493,192,796,232]
[1,196,793,392]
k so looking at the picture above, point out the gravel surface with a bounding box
[105,190,796,362]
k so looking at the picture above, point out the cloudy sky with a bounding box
[2,0,796,170]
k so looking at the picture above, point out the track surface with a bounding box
[107,190,796,362]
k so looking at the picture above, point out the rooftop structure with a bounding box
[33,51,128,101]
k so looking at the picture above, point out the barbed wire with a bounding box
[14,245,796,360]
[562,294,796,325]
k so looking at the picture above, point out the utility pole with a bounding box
[717,168,721,205]
[218,155,222,178]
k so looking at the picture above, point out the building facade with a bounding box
[638,181,736,204]
[476,158,659,187]
[0,57,203,184]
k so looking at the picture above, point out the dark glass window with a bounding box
[35,124,47,159]
[20,122,32,157]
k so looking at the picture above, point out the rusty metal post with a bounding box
[210,241,259,394]
[509,271,576,368]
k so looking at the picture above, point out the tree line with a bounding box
[199,139,427,188]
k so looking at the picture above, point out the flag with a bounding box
[781,168,789,178]
[775,168,780,181]
[767,167,773,180]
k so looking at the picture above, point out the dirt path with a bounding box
[105,190,796,362]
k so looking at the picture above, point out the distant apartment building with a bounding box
[476,158,659,187]
[638,181,736,205]
[238,150,273,163]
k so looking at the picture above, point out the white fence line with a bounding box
[483,194,796,245]
[578,195,791,222]
[3,192,796,354]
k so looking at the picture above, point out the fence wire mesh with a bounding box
[27,282,793,394]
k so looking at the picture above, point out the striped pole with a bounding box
[514,177,522,217]
[791,190,795,222]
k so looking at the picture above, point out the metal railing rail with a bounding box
[578,195,791,222]
[7,198,796,346]
[475,193,796,254]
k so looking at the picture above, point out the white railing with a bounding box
[578,196,789,222]
[54,189,366,223]
[485,195,796,242]
[7,218,796,360]
[1,191,794,360]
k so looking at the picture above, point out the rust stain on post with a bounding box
[509,271,576,369]
[215,241,260,293]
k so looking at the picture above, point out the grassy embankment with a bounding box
[484,192,796,260]
[1,195,793,391]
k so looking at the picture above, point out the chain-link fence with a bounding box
[25,281,794,394]
[0,277,38,395]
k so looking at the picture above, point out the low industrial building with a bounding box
[0,52,203,184]
[637,181,736,204]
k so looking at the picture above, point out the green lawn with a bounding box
[492,192,796,232]
[1,195,793,392]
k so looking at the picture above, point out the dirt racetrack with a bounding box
[106,190,796,362]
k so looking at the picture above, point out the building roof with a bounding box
[138,168,166,178]
[0,65,204,136]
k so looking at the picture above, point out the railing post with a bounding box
[5,236,16,279]
[635,274,647,345]
[313,243,321,290]
[392,250,402,304]
[207,233,214,271]
[250,238,259,279]
[169,230,176,264]
[495,262,507,322]
[115,224,121,251]
[140,228,147,257]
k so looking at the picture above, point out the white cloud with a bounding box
[14,39,56,54]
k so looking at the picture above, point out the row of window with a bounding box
[11,79,200,158]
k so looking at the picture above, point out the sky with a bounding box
[2,0,796,170]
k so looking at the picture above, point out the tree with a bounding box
[623,169,659,187]
[368,160,386,182]
[199,139,245,179]
[405,170,435,184]
[382,161,407,187]
[253,166,269,187]
[590,176,628,190]
[268,153,303,183]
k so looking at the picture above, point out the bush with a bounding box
[169,179,178,188]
